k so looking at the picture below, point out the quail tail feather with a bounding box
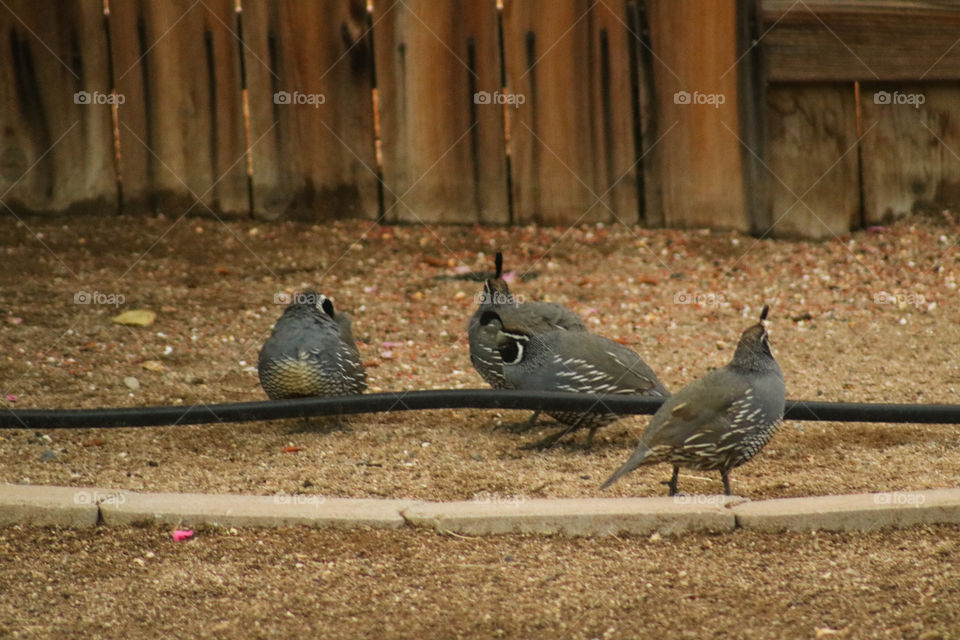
[600,442,654,489]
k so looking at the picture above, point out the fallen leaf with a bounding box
[83,438,105,447]
[283,446,302,453]
[112,310,156,327]
[141,360,166,372]
[215,266,231,275]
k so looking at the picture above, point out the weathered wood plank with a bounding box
[243,0,378,221]
[644,0,749,231]
[110,0,247,216]
[504,0,608,225]
[0,0,115,214]
[765,84,860,238]
[374,0,507,224]
[860,83,960,223]
[762,1,960,82]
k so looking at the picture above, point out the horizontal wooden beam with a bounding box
[761,1,960,81]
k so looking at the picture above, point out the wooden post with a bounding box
[242,0,379,221]
[374,0,508,224]
[0,0,116,214]
[502,0,638,226]
[642,0,749,231]
[109,0,247,217]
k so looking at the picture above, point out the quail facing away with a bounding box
[487,309,669,448]
[258,292,367,400]
[601,306,785,496]
[467,252,586,430]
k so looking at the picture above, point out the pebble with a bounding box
[40,449,58,461]
[123,377,141,391]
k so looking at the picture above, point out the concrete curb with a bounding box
[731,489,960,532]
[2,484,960,535]
[403,496,744,536]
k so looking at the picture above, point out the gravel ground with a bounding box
[2,213,959,500]
[0,523,958,639]
[2,212,960,638]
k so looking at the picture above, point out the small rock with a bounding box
[40,449,58,461]
[123,377,141,391]
[112,309,156,327]
[147,460,159,467]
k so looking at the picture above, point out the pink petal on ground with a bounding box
[501,272,518,284]
[172,529,194,542]
[453,265,471,274]
[380,350,394,359]
[381,341,403,348]
[5,395,17,403]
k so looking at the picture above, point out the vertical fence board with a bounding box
[110,0,247,217]
[503,0,602,225]
[765,84,859,238]
[243,0,378,221]
[592,1,640,225]
[860,83,960,224]
[644,0,748,231]
[0,0,115,214]
[374,0,506,224]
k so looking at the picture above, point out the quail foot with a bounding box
[488,310,668,449]
[601,306,785,496]
[468,252,586,432]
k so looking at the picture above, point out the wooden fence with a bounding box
[1,0,959,237]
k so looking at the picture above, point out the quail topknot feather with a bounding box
[467,252,586,430]
[601,306,785,496]
[258,291,367,400]
[486,310,668,448]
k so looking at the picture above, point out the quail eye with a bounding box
[320,297,335,318]
[499,339,523,365]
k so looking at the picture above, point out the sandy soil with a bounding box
[0,523,958,639]
[2,212,960,638]
[1,213,959,500]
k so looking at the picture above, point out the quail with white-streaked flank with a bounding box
[487,310,668,448]
[601,306,785,496]
[258,292,366,400]
[468,252,586,430]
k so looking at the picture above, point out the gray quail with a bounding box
[601,306,785,496]
[258,291,367,400]
[488,310,668,448]
[467,252,586,430]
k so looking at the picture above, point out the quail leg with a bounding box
[519,423,578,450]
[495,410,542,433]
[721,470,732,496]
[665,466,680,496]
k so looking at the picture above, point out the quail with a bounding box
[258,291,367,400]
[487,310,668,448]
[468,252,586,430]
[601,306,785,496]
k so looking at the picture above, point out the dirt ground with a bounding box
[0,523,958,639]
[1,213,959,500]
[1,213,960,637]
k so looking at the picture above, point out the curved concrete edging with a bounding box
[2,484,959,535]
